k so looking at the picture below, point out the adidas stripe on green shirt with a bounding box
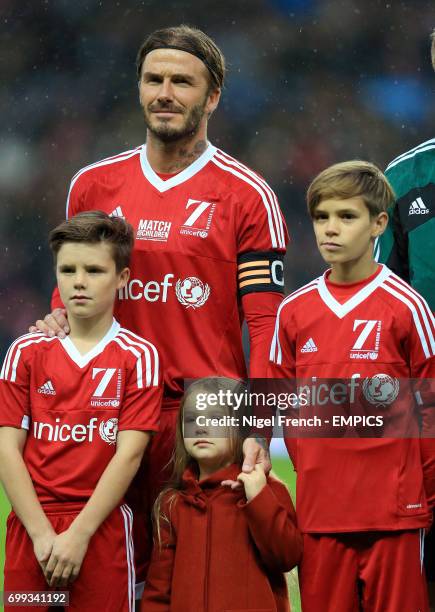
[375,138,435,310]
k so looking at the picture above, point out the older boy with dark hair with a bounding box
[0,211,162,611]
[270,161,435,611]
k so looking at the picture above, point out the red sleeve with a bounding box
[141,497,176,611]
[243,292,283,378]
[236,178,288,253]
[268,302,299,465]
[407,298,435,509]
[241,477,302,572]
[268,301,296,380]
[0,335,32,429]
[51,287,64,310]
[118,342,162,433]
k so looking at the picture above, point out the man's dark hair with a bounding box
[136,25,225,91]
[49,211,134,272]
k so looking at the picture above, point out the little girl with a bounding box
[141,377,302,612]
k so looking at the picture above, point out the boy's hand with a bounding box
[44,526,90,587]
[236,463,267,502]
[32,530,56,573]
[29,308,69,339]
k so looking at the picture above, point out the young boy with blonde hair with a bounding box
[0,211,162,611]
[270,161,435,611]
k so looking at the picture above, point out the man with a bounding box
[376,29,435,608]
[31,25,288,589]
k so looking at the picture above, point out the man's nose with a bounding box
[157,78,174,101]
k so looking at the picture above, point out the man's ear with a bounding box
[206,87,221,117]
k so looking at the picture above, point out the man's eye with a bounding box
[88,268,103,273]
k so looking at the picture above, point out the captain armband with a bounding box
[237,251,285,296]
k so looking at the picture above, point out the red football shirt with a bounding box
[269,265,435,532]
[53,144,288,398]
[0,320,162,504]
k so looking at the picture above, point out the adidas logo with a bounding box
[409,197,429,215]
[109,206,124,218]
[38,380,56,395]
[301,338,318,353]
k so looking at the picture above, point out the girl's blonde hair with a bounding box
[153,377,247,545]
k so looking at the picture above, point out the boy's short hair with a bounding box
[49,211,134,272]
[306,160,395,218]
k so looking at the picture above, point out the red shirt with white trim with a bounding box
[269,264,435,532]
[54,145,288,398]
[0,320,162,504]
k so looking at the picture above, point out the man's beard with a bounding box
[144,101,207,143]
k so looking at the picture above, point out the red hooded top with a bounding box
[141,463,302,612]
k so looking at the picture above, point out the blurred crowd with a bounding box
[1,0,434,351]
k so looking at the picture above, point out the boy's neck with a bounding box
[329,258,379,284]
[67,311,114,355]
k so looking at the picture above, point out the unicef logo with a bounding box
[175,277,210,309]
[99,418,118,444]
[362,374,399,407]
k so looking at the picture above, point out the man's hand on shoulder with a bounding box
[29,308,69,339]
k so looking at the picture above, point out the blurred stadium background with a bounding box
[1,0,434,609]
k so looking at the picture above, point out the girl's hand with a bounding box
[44,526,90,587]
[236,464,267,502]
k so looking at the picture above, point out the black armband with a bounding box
[237,251,285,296]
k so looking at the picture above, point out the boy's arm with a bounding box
[0,338,56,574]
[408,301,435,509]
[416,363,435,509]
[45,429,150,587]
[268,303,299,467]
[0,427,55,571]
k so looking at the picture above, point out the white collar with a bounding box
[317,264,392,318]
[139,142,217,192]
[60,319,120,368]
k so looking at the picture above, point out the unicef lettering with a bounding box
[32,417,119,444]
[33,417,99,443]
[119,274,211,309]
[119,274,174,302]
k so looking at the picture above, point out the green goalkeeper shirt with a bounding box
[375,138,435,310]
